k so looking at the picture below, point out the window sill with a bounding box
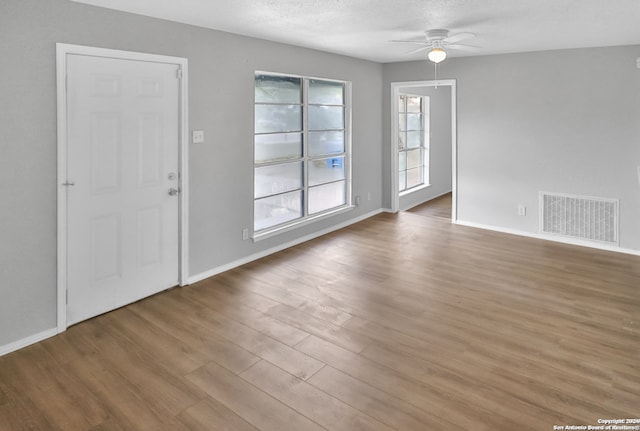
[399,183,431,197]
[253,205,355,242]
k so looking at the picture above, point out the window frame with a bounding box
[253,71,353,241]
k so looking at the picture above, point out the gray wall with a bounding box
[398,85,452,211]
[384,46,640,249]
[0,0,383,347]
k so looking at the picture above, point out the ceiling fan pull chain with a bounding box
[434,62,438,88]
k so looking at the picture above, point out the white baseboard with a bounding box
[189,209,384,284]
[0,328,58,357]
[455,220,640,257]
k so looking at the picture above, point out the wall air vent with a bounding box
[540,192,619,245]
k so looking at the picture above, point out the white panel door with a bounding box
[66,54,180,326]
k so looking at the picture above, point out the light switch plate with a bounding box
[192,130,204,144]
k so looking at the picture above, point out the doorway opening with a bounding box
[390,80,456,221]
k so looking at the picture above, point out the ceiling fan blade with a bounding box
[445,43,482,51]
[390,39,431,45]
[406,46,431,55]
[444,32,475,44]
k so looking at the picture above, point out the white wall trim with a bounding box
[56,43,189,333]
[189,209,384,284]
[0,328,58,357]
[455,220,640,257]
[390,79,457,221]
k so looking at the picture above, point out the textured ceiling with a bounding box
[70,0,640,63]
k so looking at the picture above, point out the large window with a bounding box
[398,94,429,193]
[254,73,350,234]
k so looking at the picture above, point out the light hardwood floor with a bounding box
[1,212,638,430]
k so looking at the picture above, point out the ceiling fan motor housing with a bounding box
[426,29,450,40]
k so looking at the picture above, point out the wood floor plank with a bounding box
[138,289,323,380]
[25,371,109,430]
[308,365,463,431]
[0,393,56,431]
[200,278,374,353]
[296,335,501,430]
[67,352,174,430]
[87,418,128,431]
[359,341,582,426]
[2,211,638,430]
[406,192,452,219]
[176,397,259,431]
[240,360,393,431]
[186,361,326,431]
[93,307,206,375]
[180,282,311,346]
[104,306,259,375]
[84,322,205,417]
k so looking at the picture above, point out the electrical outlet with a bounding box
[355,196,361,206]
[242,228,249,240]
[192,130,204,144]
[518,205,526,216]
[367,192,371,201]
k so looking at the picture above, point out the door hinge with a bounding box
[66,290,68,304]
[177,68,182,79]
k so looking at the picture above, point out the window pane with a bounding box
[255,75,301,104]
[309,131,344,156]
[309,80,344,105]
[398,132,406,150]
[398,95,406,113]
[406,149,422,169]
[309,181,346,214]
[309,156,345,186]
[407,113,422,131]
[255,105,302,134]
[254,161,302,199]
[406,130,422,149]
[407,96,421,113]
[399,113,407,131]
[406,167,423,189]
[255,133,302,163]
[399,170,406,191]
[399,151,406,171]
[309,105,344,130]
[254,190,303,231]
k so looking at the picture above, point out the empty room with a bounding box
[1,0,639,430]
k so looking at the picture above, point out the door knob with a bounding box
[168,188,180,196]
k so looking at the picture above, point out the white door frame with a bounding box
[55,43,189,332]
[390,79,457,221]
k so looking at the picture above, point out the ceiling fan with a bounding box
[392,29,478,63]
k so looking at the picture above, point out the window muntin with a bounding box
[254,73,350,233]
[398,94,429,192]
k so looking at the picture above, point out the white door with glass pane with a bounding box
[65,53,181,326]
[398,94,429,192]
[254,74,349,233]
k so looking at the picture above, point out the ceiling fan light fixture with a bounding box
[428,47,446,63]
